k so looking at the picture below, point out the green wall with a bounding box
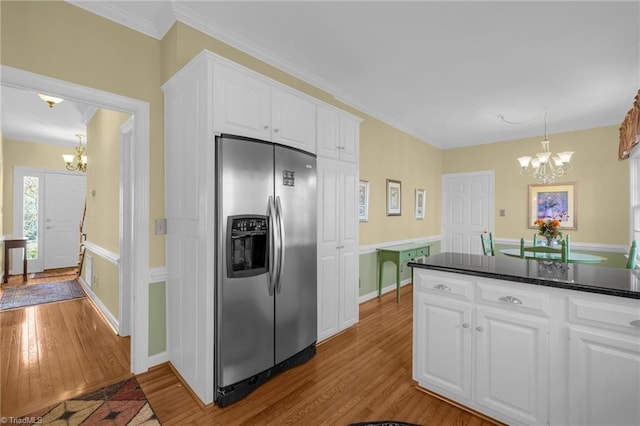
[149,281,167,356]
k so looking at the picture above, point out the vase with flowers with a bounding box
[535,217,563,247]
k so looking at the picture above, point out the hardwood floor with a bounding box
[0,271,131,418]
[137,285,496,426]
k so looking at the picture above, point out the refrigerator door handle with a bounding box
[275,196,286,293]
[267,196,278,295]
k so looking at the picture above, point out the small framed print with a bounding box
[359,180,369,222]
[415,188,426,220]
[386,179,401,216]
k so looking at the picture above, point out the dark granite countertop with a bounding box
[409,252,640,299]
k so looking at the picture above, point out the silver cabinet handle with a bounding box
[499,295,523,305]
[434,284,451,292]
[264,125,269,129]
[476,326,484,332]
[630,320,640,327]
[273,128,279,133]
[462,323,470,328]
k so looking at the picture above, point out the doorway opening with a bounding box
[2,65,150,374]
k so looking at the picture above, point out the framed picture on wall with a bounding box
[386,179,401,216]
[415,188,426,220]
[359,180,369,222]
[528,183,577,229]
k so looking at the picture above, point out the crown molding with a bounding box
[66,0,175,40]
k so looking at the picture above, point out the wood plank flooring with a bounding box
[137,285,496,425]
[0,271,131,418]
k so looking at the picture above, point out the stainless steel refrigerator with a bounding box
[214,134,317,407]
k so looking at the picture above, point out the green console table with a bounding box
[377,242,431,302]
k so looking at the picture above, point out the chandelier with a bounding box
[514,111,574,184]
[62,134,87,172]
[37,93,64,108]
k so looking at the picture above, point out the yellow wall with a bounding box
[82,250,120,319]
[442,125,629,244]
[85,108,129,254]
[1,0,166,267]
[2,138,72,234]
[162,22,441,247]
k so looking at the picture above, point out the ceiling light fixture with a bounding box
[62,134,87,172]
[502,110,574,184]
[37,93,65,108]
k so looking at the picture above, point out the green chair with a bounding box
[626,240,637,269]
[480,232,495,256]
[520,238,567,262]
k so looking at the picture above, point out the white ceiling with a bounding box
[3,1,639,150]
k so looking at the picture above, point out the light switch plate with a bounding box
[155,218,167,235]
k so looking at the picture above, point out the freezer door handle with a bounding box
[267,196,278,295]
[275,195,286,293]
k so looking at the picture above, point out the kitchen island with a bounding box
[409,253,640,426]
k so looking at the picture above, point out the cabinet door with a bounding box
[475,306,549,425]
[414,293,473,400]
[568,327,640,426]
[317,160,341,341]
[213,62,271,140]
[339,162,359,329]
[316,105,340,160]
[271,87,316,153]
[339,115,359,164]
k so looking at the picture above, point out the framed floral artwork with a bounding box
[386,179,401,216]
[415,188,426,220]
[528,183,577,230]
[359,180,369,222]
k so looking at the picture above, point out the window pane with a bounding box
[23,176,38,260]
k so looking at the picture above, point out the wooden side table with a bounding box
[2,237,28,284]
[377,242,431,302]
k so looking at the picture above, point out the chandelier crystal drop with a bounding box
[515,111,573,184]
[62,134,87,172]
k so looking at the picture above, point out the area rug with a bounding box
[0,280,85,311]
[23,377,160,425]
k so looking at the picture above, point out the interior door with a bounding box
[442,171,494,254]
[43,173,86,270]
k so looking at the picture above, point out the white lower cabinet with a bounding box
[475,306,549,424]
[566,294,640,426]
[414,270,549,425]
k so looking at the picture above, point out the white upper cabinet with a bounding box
[213,61,271,141]
[317,104,359,162]
[271,87,316,153]
[213,61,316,153]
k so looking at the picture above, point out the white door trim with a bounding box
[441,170,495,253]
[119,117,134,337]
[2,65,151,374]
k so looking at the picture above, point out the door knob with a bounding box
[476,326,484,332]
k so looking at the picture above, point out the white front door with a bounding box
[442,171,494,254]
[43,173,86,270]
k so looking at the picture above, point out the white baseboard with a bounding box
[78,276,120,333]
[148,351,169,368]
[359,278,412,303]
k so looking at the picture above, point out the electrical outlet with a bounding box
[499,209,506,217]
[93,274,98,286]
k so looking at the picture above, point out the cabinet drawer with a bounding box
[476,280,550,316]
[414,271,473,301]
[567,297,640,334]
[400,250,416,263]
[415,247,430,258]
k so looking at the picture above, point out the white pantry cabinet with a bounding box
[163,50,361,405]
[213,61,316,153]
[317,158,359,341]
[413,270,550,426]
[316,104,359,163]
